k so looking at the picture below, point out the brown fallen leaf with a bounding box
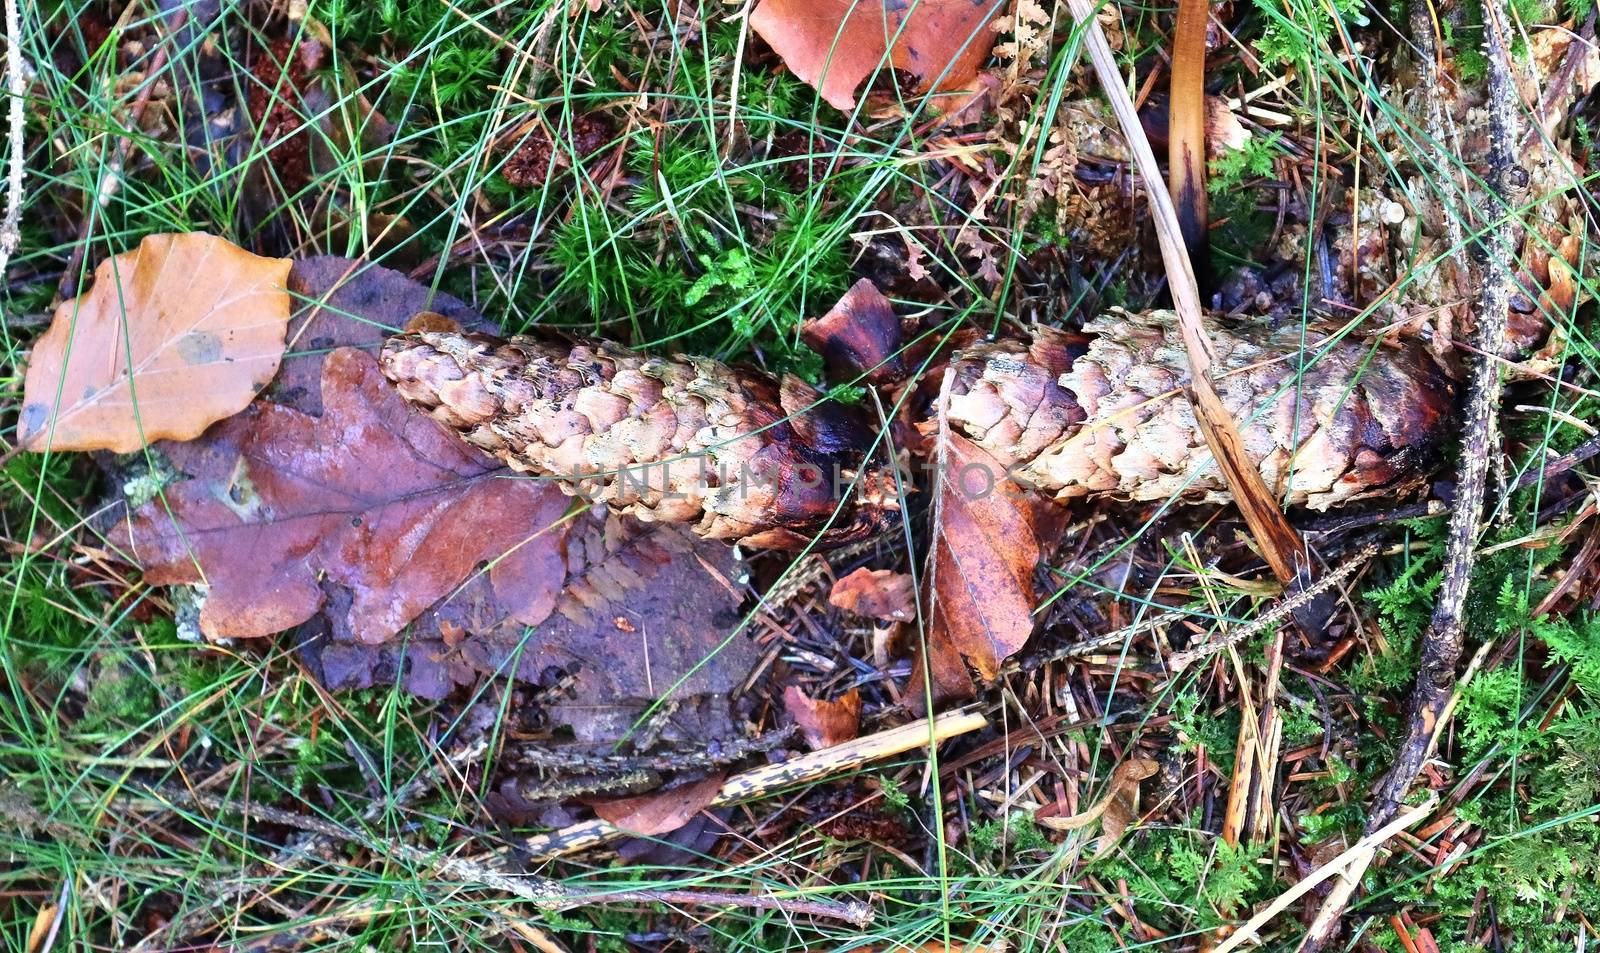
[20,233,292,453]
[799,278,908,385]
[590,772,726,836]
[460,512,760,745]
[923,428,1041,684]
[110,346,573,644]
[750,0,1006,111]
[99,255,762,723]
[829,567,915,622]
[784,685,863,749]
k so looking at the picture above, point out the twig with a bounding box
[1063,0,1312,597]
[1168,0,1210,277]
[0,0,24,277]
[131,738,490,953]
[1370,0,1519,839]
[1209,795,1438,953]
[1164,544,1377,673]
[1509,430,1600,491]
[506,725,796,775]
[520,707,989,859]
[1405,0,1470,356]
[1295,3,1522,947]
[146,780,872,926]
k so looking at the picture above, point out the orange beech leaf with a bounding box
[750,0,1005,111]
[21,233,292,453]
[784,685,863,748]
[829,567,915,622]
[924,431,1040,682]
[591,773,726,836]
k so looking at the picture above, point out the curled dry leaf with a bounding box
[829,567,915,622]
[590,772,726,836]
[110,347,572,643]
[1035,756,1158,857]
[783,684,863,749]
[750,0,1006,111]
[20,233,292,453]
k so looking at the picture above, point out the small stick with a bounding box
[1509,430,1600,491]
[1368,0,1519,840]
[1296,2,1521,946]
[0,0,26,278]
[1210,795,1438,953]
[1168,0,1211,277]
[520,707,989,859]
[1165,545,1376,673]
[147,777,873,926]
[507,725,796,775]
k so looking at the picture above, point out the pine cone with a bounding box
[380,331,895,548]
[947,311,1453,509]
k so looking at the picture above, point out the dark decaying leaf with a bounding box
[783,685,863,749]
[459,513,757,745]
[110,346,573,644]
[261,256,494,424]
[108,257,762,722]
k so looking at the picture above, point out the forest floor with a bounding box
[3,0,1600,951]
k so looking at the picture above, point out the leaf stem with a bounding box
[1168,0,1210,280]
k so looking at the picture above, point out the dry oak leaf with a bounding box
[783,684,863,748]
[750,0,1006,110]
[21,233,292,453]
[924,430,1041,682]
[111,346,571,643]
[829,567,915,621]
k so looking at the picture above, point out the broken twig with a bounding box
[1295,2,1521,946]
